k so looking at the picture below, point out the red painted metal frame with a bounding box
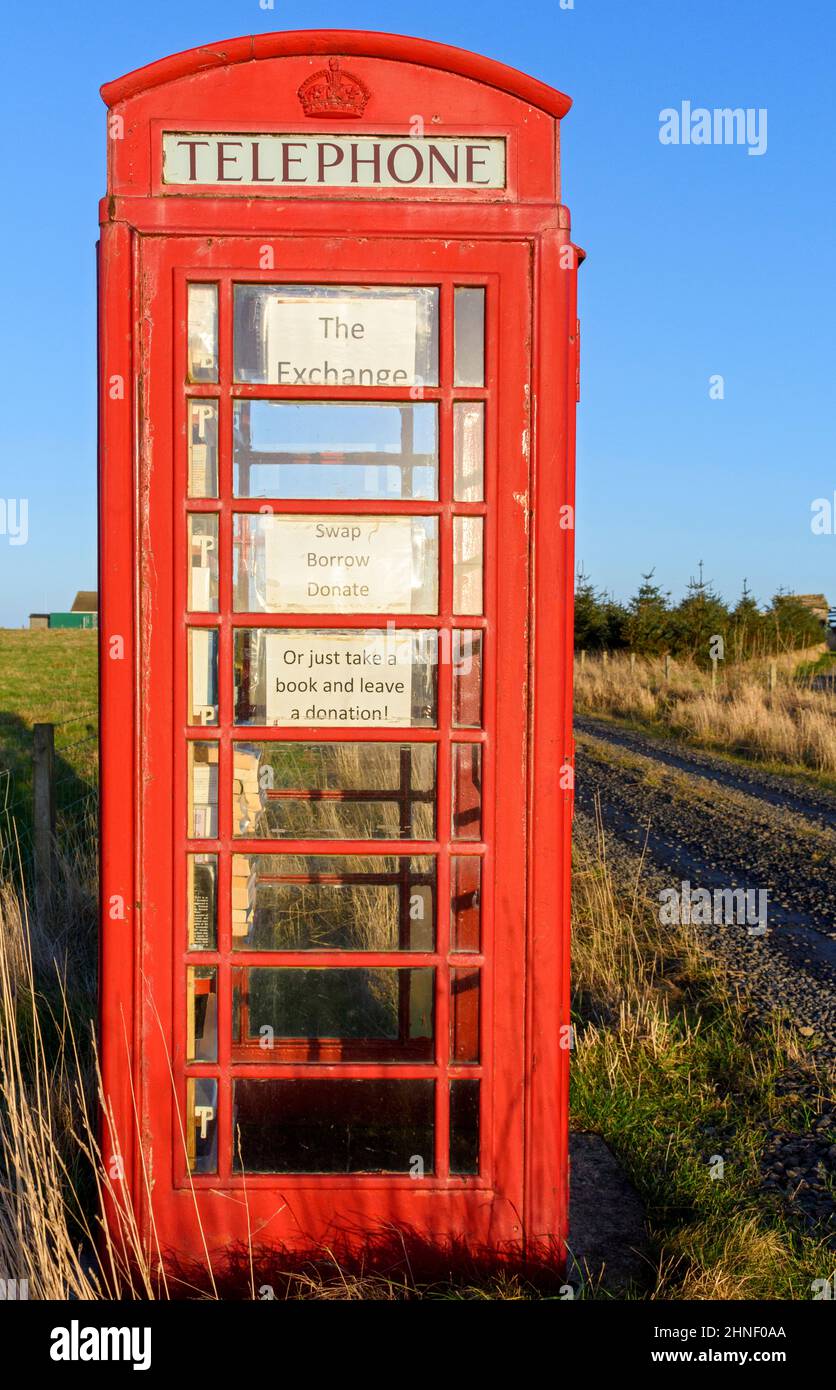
[101,29,571,118]
[98,30,579,1272]
[140,236,528,1248]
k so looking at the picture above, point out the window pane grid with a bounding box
[182,273,489,1184]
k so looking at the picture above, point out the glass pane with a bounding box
[454,288,485,387]
[231,966,434,1062]
[233,628,438,728]
[451,967,480,1063]
[188,400,218,497]
[451,855,481,952]
[187,966,217,1062]
[188,514,219,613]
[233,514,438,614]
[233,1078,434,1173]
[187,1077,218,1174]
[189,741,218,839]
[450,1079,479,1175]
[453,517,483,615]
[453,403,484,501]
[187,284,218,383]
[232,742,436,840]
[188,852,217,950]
[452,743,482,841]
[234,285,439,387]
[188,628,218,725]
[231,854,435,951]
[452,630,483,728]
[234,400,438,500]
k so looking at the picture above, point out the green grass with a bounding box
[571,827,834,1299]
[0,629,98,856]
[795,649,836,679]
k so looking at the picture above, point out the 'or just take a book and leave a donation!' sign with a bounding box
[265,630,421,726]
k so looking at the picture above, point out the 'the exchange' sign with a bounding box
[163,133,506,189]
[264,294,418,386]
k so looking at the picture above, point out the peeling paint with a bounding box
[514,486,530,535]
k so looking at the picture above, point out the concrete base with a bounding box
[568,1132,652,1295]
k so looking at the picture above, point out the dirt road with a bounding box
[574,714,836,1060]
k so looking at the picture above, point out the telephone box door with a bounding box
[136,231,534,1258]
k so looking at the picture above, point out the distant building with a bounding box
[793,593,835,651]
[29,591,98,630]
[795,593,829,624]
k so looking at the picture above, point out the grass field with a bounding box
[0,629,98,857]
[574,648,836,778]
[0,629,831,1298]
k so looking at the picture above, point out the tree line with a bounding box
[574,568,826,665]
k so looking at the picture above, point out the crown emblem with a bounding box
[297,59,370,119]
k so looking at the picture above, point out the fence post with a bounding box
[602,649,608,667]
[580,649,586,668]
[711,656,718,691]
[768,661,777,694]
[630,652,636,673]
[664,654,671,682]
[33,722,55,907]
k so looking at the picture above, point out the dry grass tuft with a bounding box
[574,650,836,774]
[0,872,101,1298]
[665,1219,793,1301]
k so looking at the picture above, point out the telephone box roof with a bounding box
[100,29,572,119]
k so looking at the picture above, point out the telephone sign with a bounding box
[98,30,580,1275]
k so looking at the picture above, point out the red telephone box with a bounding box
[98,29,579,1277]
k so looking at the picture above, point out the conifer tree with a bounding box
[574,570,610,650]
[625,570,672,655]
[671,562,730,666]
[729,580,763,660]
[765,591,826,653]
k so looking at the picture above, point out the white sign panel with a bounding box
[264,295,417,386]
[163,133,506,189]
[265,630,417,726]
[264,516,415,612]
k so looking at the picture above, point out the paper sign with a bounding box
[264,296,418,386]
[264,516,416,612]
[265,630,418,726]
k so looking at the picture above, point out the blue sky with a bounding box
[0,0,834,624]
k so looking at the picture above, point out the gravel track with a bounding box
[574,715,836,1066]
[573,716,835,1236]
